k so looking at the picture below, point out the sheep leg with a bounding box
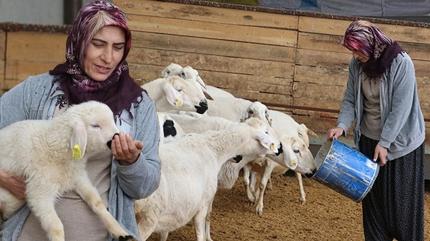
[74,175,135,241]
[135,201,160,241]
[159,232,169,241]
[194,204,210,241]
[296,172,306,204]
[25,184,64,241]
[255,160,276,216]
[266,177,273,190]
[242,165,255,203]
[205,199,214,241]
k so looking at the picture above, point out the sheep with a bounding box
[244,110,317,215]
[142,75,209,114]
[161,64,213,101]
[134,117,282,241]
[160,64,316,209]
[0,101,136,241]
[157,112,184,143]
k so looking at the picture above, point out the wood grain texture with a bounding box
[127,14,297,47]
[116,0,298,29]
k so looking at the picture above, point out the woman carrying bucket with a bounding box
[327,20,425,241]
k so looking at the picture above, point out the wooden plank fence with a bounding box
[0,0,429,144]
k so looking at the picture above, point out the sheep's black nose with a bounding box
[195,100,208,114]
[276,143,283,156]
[233,155,243,163]
[163,120,177,137]
[106,133,120,150]
[305,170,316,178]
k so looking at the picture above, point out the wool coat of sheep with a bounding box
[0,73,161,241]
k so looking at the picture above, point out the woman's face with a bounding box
[351,50,369,63]
[83,25,126,81]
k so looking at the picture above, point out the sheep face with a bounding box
[161,63,183,78]
[245,118,282,157]
[278,136,316,175]
[67,101,119,159]
[162,76,209,114]
[244,101,272,126]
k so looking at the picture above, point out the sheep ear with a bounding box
[163,81,183,107]
[283,143,298,170]
[256,132,277,153]
[196,76,213,100]
[70,119,87,160]
[203,90,213,100]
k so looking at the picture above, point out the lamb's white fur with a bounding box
[163,112,283,189]
[142,75,209,113]
[134,117,282,241]
[244,110,317,215]
[0,101,136,241]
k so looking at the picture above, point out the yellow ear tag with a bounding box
[72,144,82,160]
[175,99,183,107]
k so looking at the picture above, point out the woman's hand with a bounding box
[327,127,344,140]
[0,170,26,200]
[111,133,144,166]
[373,144,388,166]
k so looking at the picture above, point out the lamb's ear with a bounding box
[70,119,87,160]
[283,142,298,170]
[163,81,183,107]
[256,131,277,153]
[197,76,214,100]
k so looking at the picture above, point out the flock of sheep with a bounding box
[0,63,318,241]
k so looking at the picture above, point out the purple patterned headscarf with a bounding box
[50,0,143,116]
[342,20,403,79]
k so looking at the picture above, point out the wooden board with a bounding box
[298,32,346,53]
[128,48,295,79]
[299,16,430,45]
[132,32,296,63]
[295,48,351,67]
[6,32,66,62]
[0,31,5,90]
[127,14,297,47]
[116,0,299,29]
[294,65,348,86]
[5,31,66,88]
[4,61,58,90]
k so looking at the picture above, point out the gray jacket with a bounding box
[337,52,425,160]
[0,73,161,241]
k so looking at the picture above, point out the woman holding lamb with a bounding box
[0,1,161,241]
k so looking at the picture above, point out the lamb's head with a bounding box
[179,66,213,100]
[64,101,119,160]
[161,63,183,78]
[274,136,316,175]
[162,75,209,114]
[242,117,283,157]
[244,101,272,126]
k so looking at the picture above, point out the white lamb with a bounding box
[134,117,282,241]
[244,109,317,215]
[142,75,209,114]
[0,101,136,241]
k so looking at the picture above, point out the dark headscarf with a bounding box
[50,0,143,116]
[342,20,403,79]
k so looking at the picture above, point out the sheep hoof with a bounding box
[118,235,135,241]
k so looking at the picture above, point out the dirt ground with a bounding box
[148,175,430,241]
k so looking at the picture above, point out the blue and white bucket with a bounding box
[312,139,379,202]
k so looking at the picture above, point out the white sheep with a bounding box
[161,63,213,101]
[0,101,136,241]
[245,110,317,215]
[142,75,209,114]
[134,117,282,241]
